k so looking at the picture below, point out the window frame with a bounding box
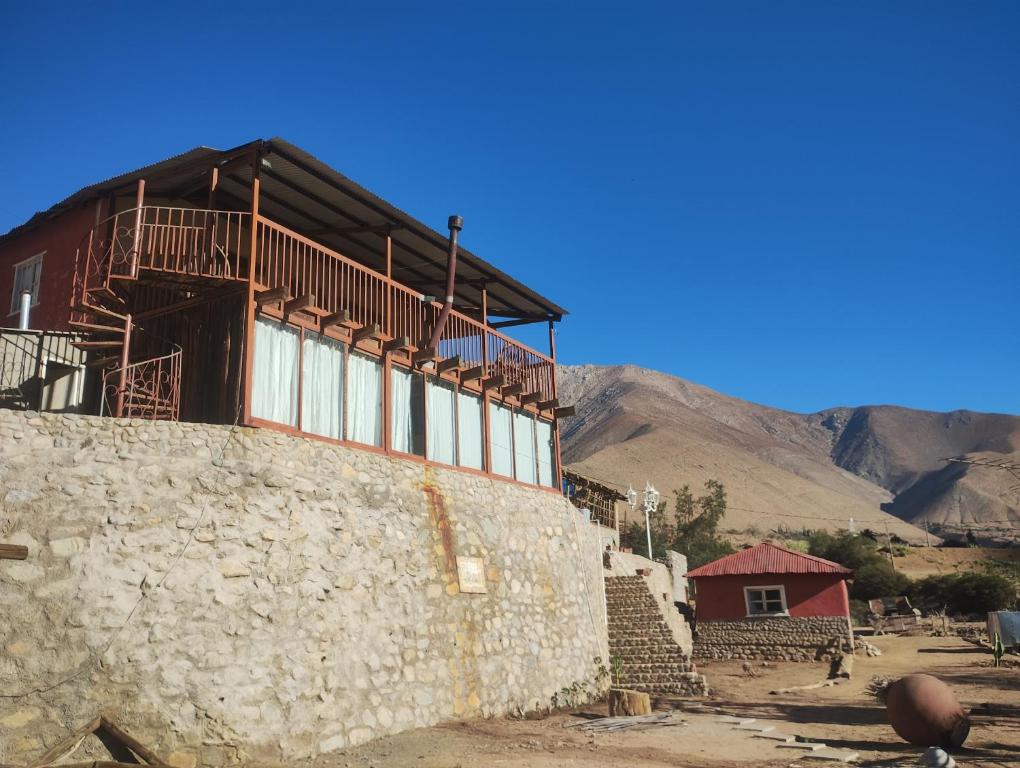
[744,585,788,617]
[9,252,45,316]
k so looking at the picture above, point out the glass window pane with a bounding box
[536,419,556,487]
[426,378,456,465]
[513,411,537,484]
[457,391,484,470]
[252,317,299,427]
[301,335,344,439]
[348,352,382,446]
[391,366,424,455]
[489,401,514,477]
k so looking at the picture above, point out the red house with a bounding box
[686,542,854,661]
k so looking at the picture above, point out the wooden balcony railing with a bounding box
[73,206,555,403]
[254,216,555,401]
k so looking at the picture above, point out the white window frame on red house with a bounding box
[9,252,45,316]
[744,585,788,616]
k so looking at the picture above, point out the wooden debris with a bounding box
[0,544,29,560]
[770,679,842,695]
[28,715,169,768]
[571,712,684,733]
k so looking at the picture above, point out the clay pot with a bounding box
[884,674,970,749]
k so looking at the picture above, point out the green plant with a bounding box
[993,633,1005,668]
[610,655,624,686]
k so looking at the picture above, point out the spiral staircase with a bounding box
[68,206,243,420]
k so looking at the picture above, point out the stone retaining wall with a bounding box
[693,616,852,661]
[0,410,608,764]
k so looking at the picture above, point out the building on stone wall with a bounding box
[687,541,854,662]
[0,138,569,491]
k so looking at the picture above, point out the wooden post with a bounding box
[481,284,492,474]
[241,151,261,426]
[385,233,392,338]
[549,319,562,491]
[115,314,132,418]
[130,179,145,278]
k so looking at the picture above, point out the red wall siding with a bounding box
[693,573,850,621]
[0,204,98,332]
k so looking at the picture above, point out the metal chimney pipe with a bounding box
[425,215,463,355]
[17,289,32,330]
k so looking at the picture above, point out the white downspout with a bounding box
[18,289,32,330]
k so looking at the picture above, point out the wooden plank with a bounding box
[72,341,122,350]
[352,324,383,344]
[283,293,314,315]
[98,716,171,767]
[520,391,543,405]
[482,374,505,391]
[553,405,576,419]
[0,544,28,560]
[29,717,102,768]
[460,365,485,382]
[437,355,461,375]
[321,309,351,329]
[383,335,412,352]
[537,398,559,411]
[500,383,524,397]
[255,286,287,306]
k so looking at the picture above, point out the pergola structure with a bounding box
[562,469,626,530]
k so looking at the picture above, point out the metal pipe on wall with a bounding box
[425,215,463,354]
[18,290,32,330]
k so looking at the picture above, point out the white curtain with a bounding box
[301,335,344,439]
[489,401,514,477]
[514,411,537,484]
[252,317,299,426]
[426,378,456,465]
[348,352,382,446]
[391,366,424,455]
[457,391,484,470]
[536,418,555,487]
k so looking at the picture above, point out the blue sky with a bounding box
[2,2,1017,415]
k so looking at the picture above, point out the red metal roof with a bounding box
[685,541,851,578]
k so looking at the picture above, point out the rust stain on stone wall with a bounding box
[422,468,457,579]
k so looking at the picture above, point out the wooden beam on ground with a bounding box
[537,398,559,411]
[520,391,543,405]
[413,348,439,366]
[482,374,505,391]
[283,293,314,315]
[383,335,413,353]
[321,309,351,330]
[0,544,28,560]
[500,383,524,398]
[553,405,576,419]
[255,286,288,306]
[98,716,171,767]
[437,355,462,375]
[460,365,485,383]
[352,324,383,344]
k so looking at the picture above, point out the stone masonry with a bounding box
[606,575,708,696]
[0,409,608,764]
[693,616,853,661]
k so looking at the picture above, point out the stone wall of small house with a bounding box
[693,616,853,662]
[0,409,608,765]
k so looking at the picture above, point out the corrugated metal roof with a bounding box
[0,138,566,322]
[685,542,851,578]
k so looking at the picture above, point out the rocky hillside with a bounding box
[558,364,1020,541]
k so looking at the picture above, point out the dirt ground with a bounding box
[892,546,1020,580]
[292,634,1019,768]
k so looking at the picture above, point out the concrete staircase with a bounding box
[606,574,709,697]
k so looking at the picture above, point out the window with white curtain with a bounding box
[426,377,457,465]
[391,365,424,455]
[489,401,514,477]
[301,334,344,439]
[347,352,382,446]
[513,411,537,484]
[457,391,484,470]
[536,418,556,487]
[252,317,299,426]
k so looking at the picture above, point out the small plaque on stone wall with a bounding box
[456,556,487,594]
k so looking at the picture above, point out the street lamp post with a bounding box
[642,482,659,561]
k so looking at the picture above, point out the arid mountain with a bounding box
[558,365,1020,543]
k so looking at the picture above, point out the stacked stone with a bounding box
[693,616,853,662]
[606,575,709,696]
